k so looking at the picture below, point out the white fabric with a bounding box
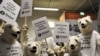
[78,30,100,56]
[0,39,23,56]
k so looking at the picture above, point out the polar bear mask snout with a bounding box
[27,42,39,54]
[78,16,92,35]
[78,16,92,29]
[69,36,81,51]
[4,22,21,38]
[30,46,37,53]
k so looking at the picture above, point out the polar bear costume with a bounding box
[24,41,41,56]
[78,16,100,56]
[54,45,65,56]
[46,46,55,56]
[45,37,66,56]
[0,22,23,56]
[68,35,88,56]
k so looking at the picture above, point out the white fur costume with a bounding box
[54,45,65,56]
[47,47,55,56]
[78,16,100,56]
[41,37,55,56]
[45,37,66,56]
[36,37,65,56]
[78,30,100,56]
[68,36,87,56]
[0,22,23,56]
[24,41,41,56]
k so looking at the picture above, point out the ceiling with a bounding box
[14,0,99,13]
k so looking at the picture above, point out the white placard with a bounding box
[54,22,69,42]
[20,0,33,17]
[32,16,52,41]
[0,0,20,24]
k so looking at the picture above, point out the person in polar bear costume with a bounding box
[24,41,41,56]
[68,35,87,56]
[78,16,100,56]
[40,37,55,56]
[46,46,55,56]
[54,45,66,56]
[0,21,23,56]
[45,37,66,56]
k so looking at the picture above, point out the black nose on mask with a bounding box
[32,46,37,49]
[81,23,86,28]
[70,44,75,49]
[81,23,85,26]
[17,31,21,34]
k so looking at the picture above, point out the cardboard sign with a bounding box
[20,0,33,17]
[54,22,69,42]
[0,0,20,24]
[32,16,52,41]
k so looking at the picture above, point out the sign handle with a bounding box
[21,17,28,43]
[24,17,27,26]
[0,21,6,35]
[45,38,48,48]
[0,21,6,28]
[20,17,28,53]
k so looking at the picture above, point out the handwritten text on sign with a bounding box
[54,22,69,42]
[0,0,20,24]
[20,0,33,17]
[32,16,52,41]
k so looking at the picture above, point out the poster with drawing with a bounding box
[66,20,98,35]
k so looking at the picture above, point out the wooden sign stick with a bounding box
[20,17,28,51]
[24,17,27,26]
[45,38,48,48]
[0,21,6,35]
[0,21,6,28]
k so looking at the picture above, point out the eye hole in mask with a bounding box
[75,39,78,43]
[8,25,12,29]
[28,44,30,46]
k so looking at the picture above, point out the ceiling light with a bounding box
[34,7,59,11]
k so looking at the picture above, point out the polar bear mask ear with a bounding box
[76,35,81,44]
[77,18,81,23]
[85,16,92,23]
